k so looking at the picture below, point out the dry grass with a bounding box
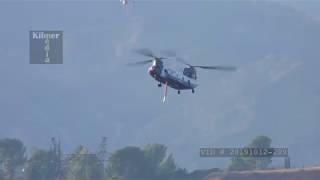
[205,166,320,180]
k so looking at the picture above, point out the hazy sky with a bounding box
[0,0,319,170]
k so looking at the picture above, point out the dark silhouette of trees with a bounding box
[0,138,215,180]
[229,135,272,171]
[106,146,148,179]
[106,144,179,179]
[66,146,104,180]
[25,149,58,180]
[0,138,26,179]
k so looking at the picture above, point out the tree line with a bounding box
[0,136,273,180]
[0,139,202,180]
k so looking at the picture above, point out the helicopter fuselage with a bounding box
[148,65,198,91]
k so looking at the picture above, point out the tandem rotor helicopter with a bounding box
[128,49,237,102]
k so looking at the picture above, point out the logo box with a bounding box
[29,31,63,64]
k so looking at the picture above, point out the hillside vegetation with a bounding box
[205,166,320,180]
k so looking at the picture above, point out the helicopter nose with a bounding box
[148,66,156,77]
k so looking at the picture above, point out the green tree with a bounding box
[25,149,59,180]
[66,146,104,180]
[143,144,178,176]
[229,135,272,171]
[158,154,177,175]
[248,135,272,169]
[106,144,179,179]
[229,156,255,171]
[248,135,272,148]
[106,146,148,179]
[0,138,26,179]
[143,144,167,175]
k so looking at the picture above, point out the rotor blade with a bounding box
[176,57,192,66]
[133,48,155,58]
[161,50,177,57]
[193,66,237,71]
[161,50,192,65]
[127,60,153,66]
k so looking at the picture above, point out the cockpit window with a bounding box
[183,67,196,79]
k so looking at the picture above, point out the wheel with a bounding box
[192,89,195,93]
[158,83,162,87]
[178,90,180,94]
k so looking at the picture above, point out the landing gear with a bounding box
[158,83,162,87]
[192,89,195,93]
[178,90,180,94]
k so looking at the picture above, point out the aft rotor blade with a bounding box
[127,60,153,66]
[193,66,237,71]
[176,57,192,67]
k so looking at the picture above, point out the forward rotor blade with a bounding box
[127,60,153,66]
[193,66,237,71]
[161,50,177,57]
[134,48,168,61]
[133,48,155,58]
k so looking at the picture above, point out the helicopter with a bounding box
[128,49,236,102]
[120,0,128,6]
